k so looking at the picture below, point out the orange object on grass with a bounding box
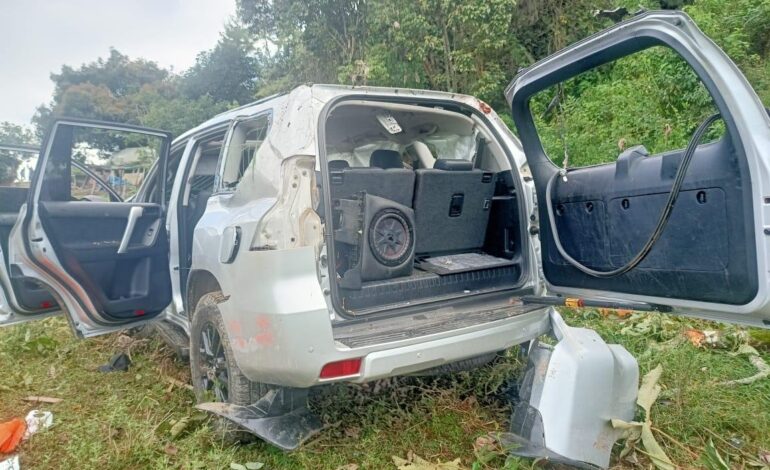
[0,418,26,453]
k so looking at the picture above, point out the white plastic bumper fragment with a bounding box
[504,309,639,469]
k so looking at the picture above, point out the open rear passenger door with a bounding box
[0,144,126,327]
[508,10,770,328]
[8,119,173,337]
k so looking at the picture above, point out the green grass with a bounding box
[1,312,769,469]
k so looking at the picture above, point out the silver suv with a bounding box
[1,12,769,468]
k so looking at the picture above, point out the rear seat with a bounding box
[329,150,415,207]
[413,159,494,254]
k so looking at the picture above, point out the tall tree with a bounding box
[33,49,236,138]
[182,22,261,104]
[237,0,368,93]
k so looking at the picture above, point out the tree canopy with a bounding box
[12,0,769,167]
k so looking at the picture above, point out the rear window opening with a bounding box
[321,99,527,317]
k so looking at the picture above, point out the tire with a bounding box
[189,291,270,441]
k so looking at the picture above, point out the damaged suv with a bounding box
[2,11,770,468]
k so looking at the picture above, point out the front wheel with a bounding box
[189,291,269,440]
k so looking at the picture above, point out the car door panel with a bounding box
[0,179,60,317]
[543,136,754,305]
[506,11,770,326]
[37,201,170,319]
[8,119,173,336]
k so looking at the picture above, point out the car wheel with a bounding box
[189,291,270,441]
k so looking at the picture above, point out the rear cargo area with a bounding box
[322,100,525,316]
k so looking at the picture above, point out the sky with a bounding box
[0,0,236,126]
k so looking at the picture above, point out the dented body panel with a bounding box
[184,85,547,387]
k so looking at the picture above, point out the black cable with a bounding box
[545,113,722,278]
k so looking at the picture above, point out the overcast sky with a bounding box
[0,0,236,126]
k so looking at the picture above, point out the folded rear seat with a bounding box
[328,150,415,207]
[413,159,494,254]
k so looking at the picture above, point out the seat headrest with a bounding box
[433,159,473,171]
[370,150,403,169]
[328,160,350,171]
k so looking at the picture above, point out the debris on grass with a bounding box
[612,364,675,470]
[157,413,208,440]
[22,410,53,439]
[22,396,61,405]
[684,328,706,347]
[0,419,25,454]
[98,352,131,373]
[164,377,193,391]
[597,307,633,319]
[0,455,19,470]
[619,314,679,342]
[716,344,770,386]
[392,451,464,469]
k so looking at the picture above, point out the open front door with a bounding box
[8,119,173,337]
[507,11,770,328]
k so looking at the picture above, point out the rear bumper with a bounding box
[221,296,549,388]
[351,309,550,382]
[505,310,639,469]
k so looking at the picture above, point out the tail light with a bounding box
[319,358,362,379]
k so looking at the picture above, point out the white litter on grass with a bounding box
[718,344,770,386]
[0,455,20,470]
[23,410,53,439]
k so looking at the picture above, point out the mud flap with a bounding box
[503,309,638,469]
[196,387,322,451]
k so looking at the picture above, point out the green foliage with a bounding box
[533,47,721,167]
[9,0,770,169]
[182,22,261,104]
[0,122,37,184]
[32,40,253,139]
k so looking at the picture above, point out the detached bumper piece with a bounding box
[503,310,639,469]
[196,387,322,451]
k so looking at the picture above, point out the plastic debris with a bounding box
[98,353,131,373]
[0,419,25,454]
[23,411,53,439]
[0,455,20,470]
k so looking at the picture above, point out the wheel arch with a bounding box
[186,269,222,316]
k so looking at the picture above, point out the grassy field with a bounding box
[1,310,769,469]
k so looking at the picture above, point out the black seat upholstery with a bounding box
[413,159,495,254]
[328,152,415,207]
[370,149,403,169]
[433,159,473,171]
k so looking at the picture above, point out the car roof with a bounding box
[172,84,483,146]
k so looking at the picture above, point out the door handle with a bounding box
[117,206,144,254]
